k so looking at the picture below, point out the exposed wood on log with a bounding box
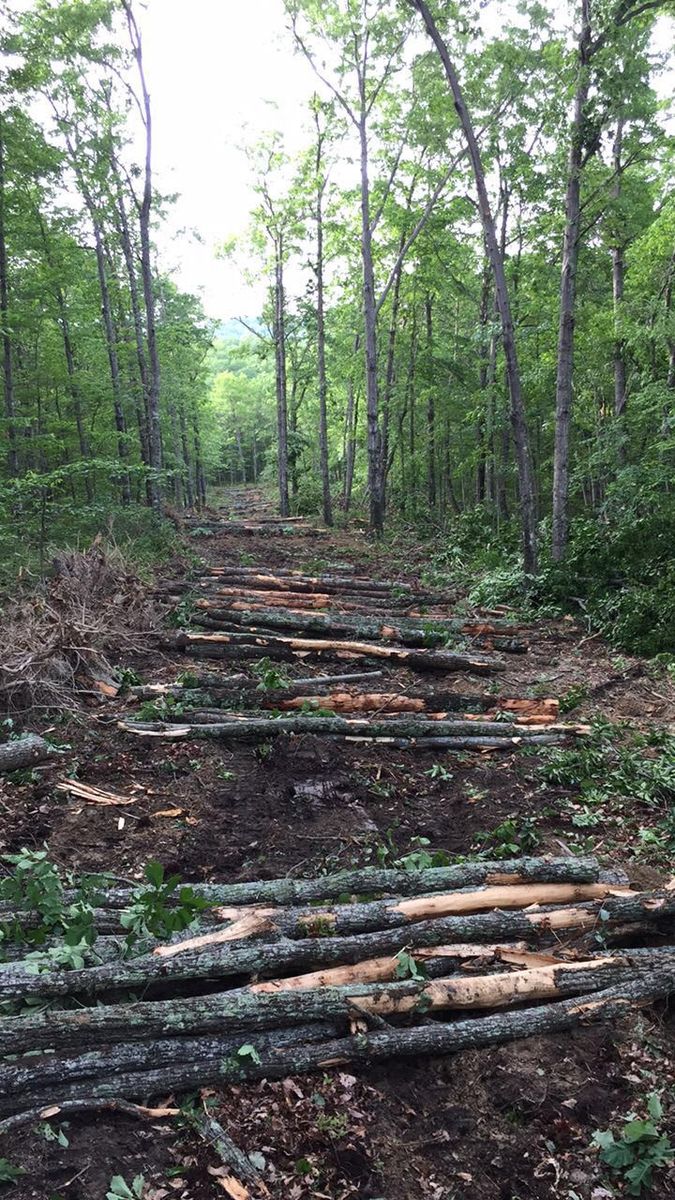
[2,890,672,1005]
[0,856,603,916]
[249,943,560,992]
[192,604,525,652]
[175,629,506,673]
[202,881,632,945]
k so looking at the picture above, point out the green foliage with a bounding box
[316,1112,349,1138]
[425,762,454,781]
[252,658,290,690]
[106,1176,145,1200]
[0,1160,24,1184]
[473,817,540,858]
[0,849,105,952]
[119,862,209,944]
[540,727,675,809]
[394,949,427,981]
[593,1094,673,1195]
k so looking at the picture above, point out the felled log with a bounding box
[269,692,558,720]
[156,881,630,951]
[70,855,605,911]
[382,734,565,750]
[0,733,53,774]
[175,631,505,674]
[2,968,673,1117]
[0,1022,338,1099]
[192,605,523,651]
[3,890,672,1006]
[118,715,587,744]
[201,569,419,596]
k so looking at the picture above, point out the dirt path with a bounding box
[2,488,675,1200]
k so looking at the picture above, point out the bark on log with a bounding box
[192,604,522,650]
[0,734,53,774]
[0,1022,337,1099]
[69,855,604,911]
[194,882,630,947]
[2,969,672,1115]
[178,635,504,673]
[2,891,671,1006]
[118,715,585,743]
[200,568,416,595]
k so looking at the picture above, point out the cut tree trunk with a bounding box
[2,890,670,1007]
[1,969,672,1115]
[172,881,630,947]
[73,855,603,911]
[119,715,585,743]
[175,632,505,674]
[0,735,53,774]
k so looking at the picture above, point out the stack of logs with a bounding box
[1,856,674,1131]
[130,564,588,751]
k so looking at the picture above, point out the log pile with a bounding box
[1,855,674,1134]
[143,555,584,750]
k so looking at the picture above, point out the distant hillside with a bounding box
[215,318,263,341]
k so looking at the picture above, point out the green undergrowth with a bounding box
[537,721,675,862]
[418,482,675,658]
[0,853,210,974]
[0,498,187,591]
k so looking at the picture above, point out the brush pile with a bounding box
[0,541,159,712]
[1,855,674,1128]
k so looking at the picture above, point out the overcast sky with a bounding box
[142,0,314,323]
[140,0,674,326]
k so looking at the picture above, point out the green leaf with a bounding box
[0,1158,24,1183]
[623,1119,659,1143]
[144,862,164,888]
[106,1179,135,1200]
[647,1093,663,1121]
[625,1159,654,1194]
[237,1043,262,1065]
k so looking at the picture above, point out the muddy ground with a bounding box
[1,507,674,1200]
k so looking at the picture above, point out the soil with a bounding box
[1,494,675,1200]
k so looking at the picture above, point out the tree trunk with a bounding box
[359,114,383,534]
[412,0,538,574]
[123,0,162,513]
[552,0,592,559]
[274,238,290,517]
[343,378,358,511]
[176,630,505,673]
[611,117,628,464]
[1,890,669,1008]
[425,293,436,508]
[193,603,524,650]
[0,116,18,479]
[0,734,53,774]
[315,122,333,527]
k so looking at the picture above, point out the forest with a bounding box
[1,1,675,1199]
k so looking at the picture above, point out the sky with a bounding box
[142,0,315,324]
[139,0,674,327]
